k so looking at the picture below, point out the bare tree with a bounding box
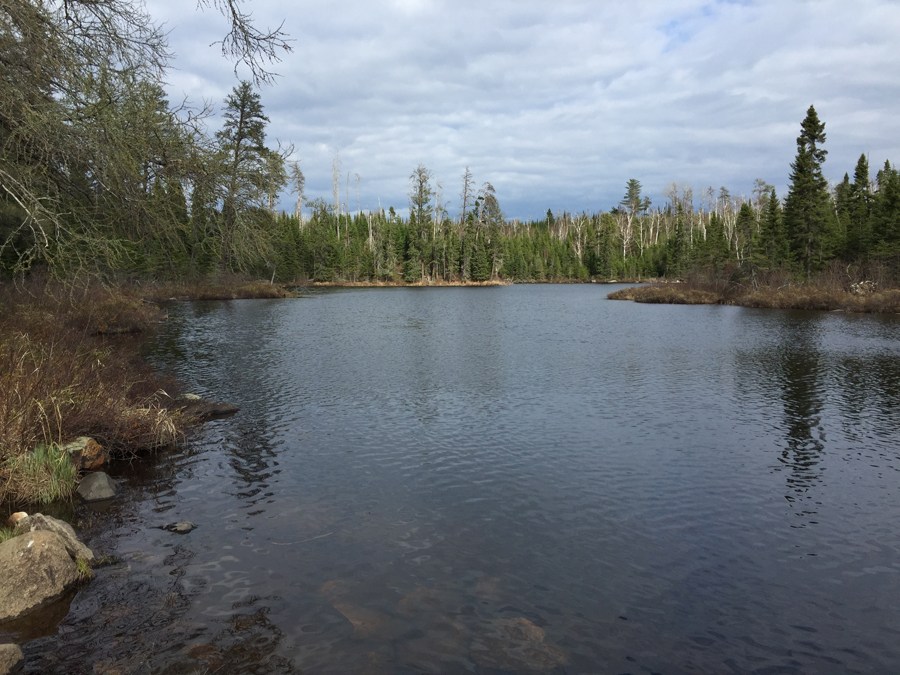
[196,0,292,84]
[332,152,341,237]
[289,160,305,224]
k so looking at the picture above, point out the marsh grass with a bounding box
[607,286,723,304]
[0,443,77,505]
[143,278,294,302]
[608,278,900,314]
[1,279,188,505]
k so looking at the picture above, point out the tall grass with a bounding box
[1,279,186,505]
[0,444,77,505]
[607,280,900,313]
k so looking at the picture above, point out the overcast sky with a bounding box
[146,0,900,220]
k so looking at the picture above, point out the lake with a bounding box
[13,284,900,674]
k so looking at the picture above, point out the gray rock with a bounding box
[177,393,203,401]
[162,521,196,534]
[176,395,239,420]
[0,643,24,675]
[14,514,93,562]
[0,531,79,623]
[76,472,117,502]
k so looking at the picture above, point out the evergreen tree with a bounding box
[216,81,281,273]
[871,161,900,258]
[783,105,840,277]
[845,154,872,259]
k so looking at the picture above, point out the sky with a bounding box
[146,0,900,220]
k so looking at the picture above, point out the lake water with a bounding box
[11,284,900,674]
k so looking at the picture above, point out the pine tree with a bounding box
[845,154,872,259]
[871,161,900,258]
[216,80,275,272]
[783,105,840,277]
[754,189,789,270]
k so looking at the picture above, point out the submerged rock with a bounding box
[0,643,24,675]
[76,472,117,502]
[62,437,108,471]
[175,394,239,421]
[0,531,79,623]
[161,521,196,534]
[14,514,93,562]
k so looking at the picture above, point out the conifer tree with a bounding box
[215,81,283,272]
[783,105,840,277]
[846,154,872,258]
[871,161,900,257]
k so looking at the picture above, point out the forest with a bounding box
[2,2,899,289]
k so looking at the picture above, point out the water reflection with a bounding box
[8,288,900,674]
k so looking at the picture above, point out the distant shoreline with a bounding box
[304,278,649,288]
[608,283,900,314]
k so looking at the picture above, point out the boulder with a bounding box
[62,437,108,471]
[14,514,93,562]
[5,513,27,528]
[76,472,117,502]
[0,531,79,623]
[0,643,24,675]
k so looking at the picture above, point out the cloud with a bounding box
[148,0,900,218]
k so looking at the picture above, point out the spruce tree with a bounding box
[845,154,872,259]
[216,80,273,272]
[871,161,900,258]
[783,105,840,277]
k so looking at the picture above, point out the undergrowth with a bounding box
[0,278,185,505]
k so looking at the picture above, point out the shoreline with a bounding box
[607,283,900,314]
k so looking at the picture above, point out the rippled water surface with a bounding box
[13,285,900,674]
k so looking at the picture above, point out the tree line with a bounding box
[2,1,897,286]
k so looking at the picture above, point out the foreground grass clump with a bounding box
[0,444,78,505]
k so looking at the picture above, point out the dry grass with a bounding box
[739,287,900,313]
[608,281,900,313]
[142,279,295,302]
[0,279,187,505]
[308,279,510,288]
[607,285,724,305]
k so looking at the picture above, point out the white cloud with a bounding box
[148,0,900,218]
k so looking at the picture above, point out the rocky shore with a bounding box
[0,395,237,674]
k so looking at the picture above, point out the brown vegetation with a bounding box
[1,275,299,506]
[308,279,510,288]
[607,286,723,305]
[0,282,187,505]
[142,279,295,302]
[608,275,900,314]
